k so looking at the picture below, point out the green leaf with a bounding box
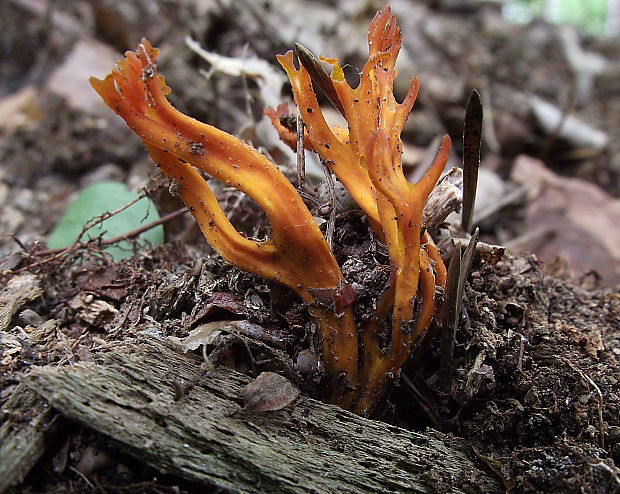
[47,181,164,260]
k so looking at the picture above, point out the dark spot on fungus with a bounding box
[189,141,205,155]
[141,64,156,80]
[279,115,297,132]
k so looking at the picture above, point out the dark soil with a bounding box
[1,1,619,493]
[3,233,619,493]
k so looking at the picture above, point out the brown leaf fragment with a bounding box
[334,282,357,315]
[241,372,300,412]
[77,266,128,301]
[557,321,604,358]
[512,155,620,286]
[306,287,337,307]
[191,292,250,323]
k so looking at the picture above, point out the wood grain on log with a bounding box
[23,337,501,493]
[0,385,59,493]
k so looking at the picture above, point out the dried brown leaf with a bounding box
[241,371,300,412]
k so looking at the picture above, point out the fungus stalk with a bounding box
[92,5,448,416]
[270,6,449,413]
[91,40,358,391]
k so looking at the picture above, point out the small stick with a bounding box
[321,164,336,249]
[91,207,187,247]
[296,112,305,188]
[68,467,94,489]
[173,343,213,401]
[472,184,529,226]
[516,334,526,376]
[401,373,440,428]
[19,208,187,271]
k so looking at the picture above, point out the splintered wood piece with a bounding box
[0,385,60,493]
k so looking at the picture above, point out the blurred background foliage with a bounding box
[496,0,617,36]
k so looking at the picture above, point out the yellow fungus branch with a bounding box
[271,6,450,414]
[90,40,358,387]
[276,51,381,229]
[92,5,450,416]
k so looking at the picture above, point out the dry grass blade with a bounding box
[439,228,479,392]
[462,89,483,233]
[458,228,479,303]
[439,242,462,392]
[294,43,345,116]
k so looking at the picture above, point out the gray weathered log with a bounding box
[24,338,501,493]
[0,385,59,493]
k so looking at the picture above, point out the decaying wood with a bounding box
[23,337,501,493]
[0,273,42,331]
[423,167,463,232]
[0,384,59,493]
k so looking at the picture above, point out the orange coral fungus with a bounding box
[90,40,357,387]
[270,6,449,413]
[91,5,449,416]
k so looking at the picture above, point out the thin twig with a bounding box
[472,185,530,226]
[68,466,94,489]
[18,208,187,272]
[321,165,336,249]
[540,84,576,163]
[401,373,440,428]
[93,208,187,247]
[588,460,620,485]
[504,226,555,251]
[240,43,256,125]
[516,333,527,377]
[562,357,606,450]
[296,112,305,188]
[80,189,151,239]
